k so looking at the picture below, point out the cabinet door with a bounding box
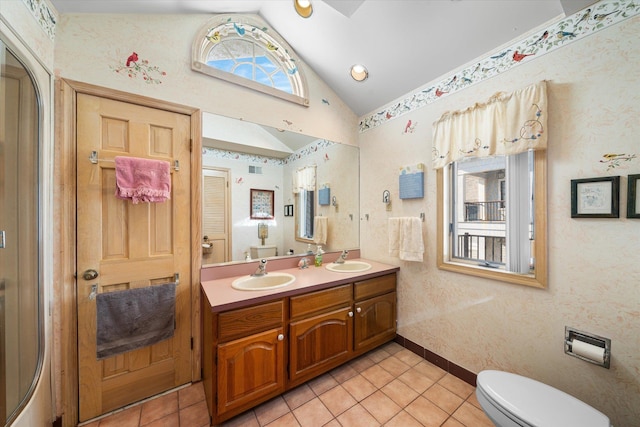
[217,328,285,416]
[289,307,353,384]
[354,292,397,353]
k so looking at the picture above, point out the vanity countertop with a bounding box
[201,258,399,313]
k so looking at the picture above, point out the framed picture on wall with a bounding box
[627,174,640,218]
[571,176,620,218]
[250,189,274,219]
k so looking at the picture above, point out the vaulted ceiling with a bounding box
[50,0,595,116]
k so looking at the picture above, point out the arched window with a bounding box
[192,14,309,106]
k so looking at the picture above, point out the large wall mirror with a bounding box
[202,112,359,265]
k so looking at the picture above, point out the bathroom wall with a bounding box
[53,13,358,146]
[358,14,640,427]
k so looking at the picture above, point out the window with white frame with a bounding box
[192,14,309,106]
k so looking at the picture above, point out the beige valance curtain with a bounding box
[292,165,316,193]
[432,81,547,169]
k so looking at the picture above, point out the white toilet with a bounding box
[476,370,611,427]
[249,244,277,259]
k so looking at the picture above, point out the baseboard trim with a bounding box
[394,334,477,387]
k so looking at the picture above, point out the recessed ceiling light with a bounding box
[294,0,313,18]
[350,64,368,82]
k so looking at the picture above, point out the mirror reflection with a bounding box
[202,113,359,265]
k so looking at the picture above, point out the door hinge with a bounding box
[191,337,194,350]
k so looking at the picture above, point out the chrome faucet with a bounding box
[251,259,268,276]
[335,250,349,264]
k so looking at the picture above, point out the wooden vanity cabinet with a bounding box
[205,300,286,423]
[202,271,397,425]
[289,284,352,386]
[354,274,397,353]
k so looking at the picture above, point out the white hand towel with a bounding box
[399,217,424,262]
[314,216,328,244]
[388,217,401,257]
[389,217,424,262]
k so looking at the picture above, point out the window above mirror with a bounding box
[192,14,309,106]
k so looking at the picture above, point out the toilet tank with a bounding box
[250,245,277,259]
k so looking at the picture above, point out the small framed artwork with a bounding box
[571,176,620,218]
[627,174,640,218]
[284,204,294,217]
[250,189,274,219]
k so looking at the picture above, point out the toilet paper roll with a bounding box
[572,339,605,363]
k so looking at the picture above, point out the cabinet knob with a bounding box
[348,311,353,317]
[277,334,284,341]
[356,307,362,313]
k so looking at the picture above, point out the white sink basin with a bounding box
[231,272,296,291]
[325,261,372,273]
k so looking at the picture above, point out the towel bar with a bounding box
[89,151,180,171]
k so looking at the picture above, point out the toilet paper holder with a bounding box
[564,326,611,369]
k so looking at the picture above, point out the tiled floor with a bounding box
[81,342,494,427]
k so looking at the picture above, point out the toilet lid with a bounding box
[477,370,610,427]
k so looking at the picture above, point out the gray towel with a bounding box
[96,282,176,359]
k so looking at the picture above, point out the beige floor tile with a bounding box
[321,420,341,427]
[98,406,141,427]
[307,373,339,396]
[265,412,301,427]
[380,379,419,407]
[438,374,475,399]
[378,356,411,377]
[178,400,210,427]
[367,347,391,363]
[318,385,357,417]
[465,389,483,410]
[381,342,404,355]
[451,401,494,427]
[423,383,464,414]
[178,382,206,409]
[139,412,179,427]
[405,395,449,427]
[394,349,424,367]
[330,363,358,383]
[441,417,466,427]
[398,367,436,394]
[220,410,259,427]
[139,392,178,425]
[335,404,380,427]
[292,398,334,427]
[384,410,424,427]
[413,360,447,382]
[349,355,375,373]
[255,396,290,426]
[283,384,316,410]
[360,390,401,424]
[341,374,377,402]
[360,364,395,389]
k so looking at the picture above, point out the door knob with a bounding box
[277,334,284,341]
[82,269,99,280]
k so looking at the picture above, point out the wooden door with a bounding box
[289,307,353,384]
[76,94,192,421]
[216,328,285,417]
[202,168,230,264]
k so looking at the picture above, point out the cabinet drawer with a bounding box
[354,273,396,301]
[218,300,284,342]
[290,284,352,319]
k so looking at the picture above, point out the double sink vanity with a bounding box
[200,252,399,424]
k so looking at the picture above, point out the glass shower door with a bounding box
[0,39,41,426]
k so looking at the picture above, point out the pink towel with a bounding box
[114,156,171,204]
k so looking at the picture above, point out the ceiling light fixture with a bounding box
[294,0,313,18]
[350,64,368,82]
